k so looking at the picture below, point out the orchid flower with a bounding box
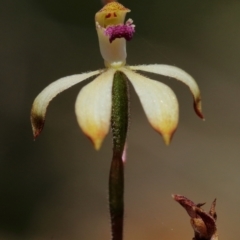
[31,3,205,240]
[31,2,203,150]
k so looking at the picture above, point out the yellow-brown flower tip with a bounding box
[30,111,45,139]
[161,128,176,146]
[93,138,104,151]
[194,97,205,120]
[85,132,105,151]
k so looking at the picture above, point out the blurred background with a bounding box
[0,0,240,239]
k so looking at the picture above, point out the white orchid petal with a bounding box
[75,68,116,150]
[130,64,203,119]
[121,67,179,145]
[31,70,102,139]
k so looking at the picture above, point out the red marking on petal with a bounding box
[105,13,112,18]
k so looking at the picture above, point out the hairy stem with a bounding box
[109,71,129,240]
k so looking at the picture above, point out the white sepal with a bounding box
[75,68,116,150]
[121,67,179,145]
[31,70,102,138]
[130,64,203,119]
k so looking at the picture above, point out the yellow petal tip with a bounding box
[162,133,172,146]
[161,129,176,146]
[92,138,103,151]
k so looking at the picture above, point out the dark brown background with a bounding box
[1,0,239,239]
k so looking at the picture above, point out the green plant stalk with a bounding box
[109,71,129,240]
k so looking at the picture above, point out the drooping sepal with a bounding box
[75,68,116,150]
[31,70,102,139]
[121,67,179,145]
[130,64,204,119]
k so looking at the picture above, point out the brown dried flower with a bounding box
[172,194,218,240]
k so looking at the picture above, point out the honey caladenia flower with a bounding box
[172,194,218,240]
[30,2,204,150]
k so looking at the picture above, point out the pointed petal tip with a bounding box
[33,130,41,140]
[83,132,106,151]
[93,138,103,151]
[162,129,176,146]
[31,112,45,140]
[195,107,204,120]
[194,98,205,120]
[163,134,172,146]
[86,134,104,151]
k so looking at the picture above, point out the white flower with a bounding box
[31,2,203,150]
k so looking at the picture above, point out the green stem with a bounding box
[109,71,129,240]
